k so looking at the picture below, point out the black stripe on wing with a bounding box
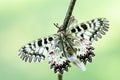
[18,35,58,63]
[70,18,109,41]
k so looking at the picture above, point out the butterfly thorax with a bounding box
[54,23,75,56]
[58,31,77,57]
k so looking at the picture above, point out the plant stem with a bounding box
[58,0,76,80]
[58,74,63,80]
[62,0,76,31]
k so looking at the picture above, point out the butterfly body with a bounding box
[18,17,109,74]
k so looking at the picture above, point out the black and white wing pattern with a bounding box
[66,17,109,66]
[18,16,109,74]
[67,17,109,42]
[18,34,59,62]
[18,34,71,74]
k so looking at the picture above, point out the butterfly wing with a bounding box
[18,34,59,63]
[47,36,71,74]
[67,17,109,42]
[18,34,71,74]
[48,49,71,74]
[66,17,109,69]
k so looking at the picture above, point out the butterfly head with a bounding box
[54,23,64,33]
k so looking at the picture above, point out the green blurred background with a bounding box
[0,0,120,80]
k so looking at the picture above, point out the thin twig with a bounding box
[62,0,76,31]
[58,0,76,80]
[58,74,63,80]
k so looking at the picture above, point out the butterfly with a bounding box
[18,16,109,74]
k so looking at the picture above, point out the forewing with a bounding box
[68,18,109,42]
[18,34,59,63]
